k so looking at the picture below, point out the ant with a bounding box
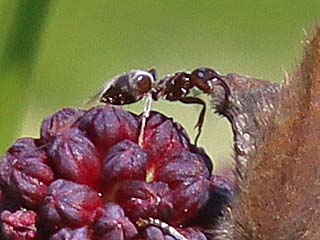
[89,67,231,146]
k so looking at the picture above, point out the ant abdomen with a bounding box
[93,69,155,105]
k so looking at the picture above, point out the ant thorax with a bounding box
[153,72,193,101]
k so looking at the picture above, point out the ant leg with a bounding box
[138,92,153,146]
[179,96,206,145]
[136,217,188,240]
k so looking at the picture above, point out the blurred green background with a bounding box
[0,0,319,170]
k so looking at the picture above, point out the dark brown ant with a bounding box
[90,67,230,145]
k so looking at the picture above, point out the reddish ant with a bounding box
[89,67,230,146]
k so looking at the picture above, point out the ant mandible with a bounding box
[89,67,231,146]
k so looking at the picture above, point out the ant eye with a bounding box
[196,71,205,79]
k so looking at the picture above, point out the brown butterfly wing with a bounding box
[208,27,320,240]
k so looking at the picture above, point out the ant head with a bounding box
[96,70,155,105]
[191,67,220,81]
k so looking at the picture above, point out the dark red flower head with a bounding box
[0,105,234,239]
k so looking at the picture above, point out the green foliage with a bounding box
[0,0,51,152]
